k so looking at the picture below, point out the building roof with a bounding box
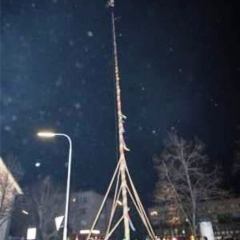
[0,157,23,194]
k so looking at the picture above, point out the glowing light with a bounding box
[190,235,195,240]
[150,211,158,216]
[200,221,215,240]
[35,162,41,167]
[27,228,37,240]
[80,229,100,235]
[37,132,56,138]
[22,210,29,215]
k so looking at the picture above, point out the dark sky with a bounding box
[1,0,240,203]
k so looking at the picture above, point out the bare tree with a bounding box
[153,132,226,236]
[0,156,23,227]
[4,154,24,181]
[0,170,15,227]
[28,176,65,240]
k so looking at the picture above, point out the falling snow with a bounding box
[55,77,63,87]
[69,39,74,46]
[75,61,83,69]
[4,125,12,131]
[1,0,238,200]
[87,31,94,37]
[35,162,41,167]
[152,130,156,135]
[74,102,81,109]
[11,115,18,121]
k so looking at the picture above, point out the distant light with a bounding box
[35,162,41,167]
[22,210,29,215]
[37,132,56,138]
[27,228,37,240]
[172,237,177,240]
[72,197,76,202]
[80,229,100,235]
[190,235,195,240]
[150,211,158,216]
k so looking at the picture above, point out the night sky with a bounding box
[1,0,240,204]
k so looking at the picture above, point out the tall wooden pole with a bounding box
[110,5,130,240]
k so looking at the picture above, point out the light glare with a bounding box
[35,162,41,167]
[80,229,100,235]
[37,132,56,138]
[27,228,37,240]
[22,210,29,215]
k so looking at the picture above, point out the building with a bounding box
[148,197,240,237]
[69,190,113,236]
[0,157,23,240]
[200,197,240,235]
[11,188,114,238]
[148,204,184,236]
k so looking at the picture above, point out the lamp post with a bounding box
[37,131,72,240]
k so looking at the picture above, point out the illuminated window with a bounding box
[80,208,87,214]
[150,211,158,216]
[81,196,88,203]
[81,220,87,226]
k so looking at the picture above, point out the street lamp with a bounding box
[37,131,72,240]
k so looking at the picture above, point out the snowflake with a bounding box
[4,125,12,131]
[5,23,11,28]
[152,130,156,135]
[7,97,13,104]
[69,39,74,46]
[11,115,18,121]
[74,102,81,109]
[39,110,46,116]
[35,162,41,167]
[55,78,63,87]
[75,61,83,69]
[87,31,94,37]
[21,138,28,145]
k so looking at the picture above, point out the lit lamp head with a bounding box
[37,132,56,138]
